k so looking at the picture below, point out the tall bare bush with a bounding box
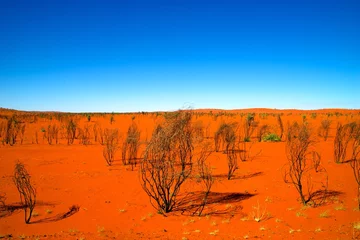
[13,162,36,224]
[103,128,119,166]
[318,119,331,141]
[122,122,140,170]
[140,111,194,213]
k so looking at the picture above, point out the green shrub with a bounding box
[262,133,281,142]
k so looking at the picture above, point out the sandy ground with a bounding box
[1,108,360,239]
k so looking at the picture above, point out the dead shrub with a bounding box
[79,124,91,145]
[334,122,357,163]
[244,113,257,142]
[140,111,194,214]
[283,122,328,206]
[103,128,119,166]
[98,126,105,145]
[5,115,23,146]
[214,123,237,152]
[93,123,99,143]
[277,114,284,140]
[193,121,205,143]
[257,124,269,142]
[350,131,360,209]
[193,142,213,216]
[318,119,331,141]
[13,161,36,224]
[122,122,141,170]
[66,119,77,145]
[18,124,26,144]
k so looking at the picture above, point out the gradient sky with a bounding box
[0,0,359,112]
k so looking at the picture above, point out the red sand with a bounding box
[1,108,360,239]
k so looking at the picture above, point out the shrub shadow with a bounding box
[0,201,56,218]
[30,205,80,224]
[175,191,256,216]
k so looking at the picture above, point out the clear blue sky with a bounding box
[0,0,359,112]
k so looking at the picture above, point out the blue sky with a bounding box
[0,0,359,112]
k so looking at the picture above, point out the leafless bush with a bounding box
[283,122,327,206]
[350,130,360,209]
[103,128,119,166]
[122,122,140,170]
[257,124,269,142]
[192,121,205,143]
[244,113,258,142]
[66,119,77,145]
[214,123,236,152]
[193,143,213,216]
[93,123,99,143]
[277,114,284,140]
[334,122,357,163]
[140,111,194,214]
[0,121,5,139]
[312,151,321,173]
[227,148,238,180]
[98,126,105,145]
[13,161,36,224]
[5,115,22,146]
[35,130,39,144]
[79,124,91,145]
[18,124,26,144]
[318,119,331,141]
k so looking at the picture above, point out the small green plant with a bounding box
[262,133,281,142]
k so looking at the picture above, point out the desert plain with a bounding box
[1,108,360,239]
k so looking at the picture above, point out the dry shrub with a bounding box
[318,119,331,141]
[334,122,358,163]
[93,123,99,143]
[227,148,238,180]
[283,122,328,206]
[312,151,322,173]
[140,111,194,213]
[18,124,26,144]
[350,131,360,208]
[350,126,360,209]
[46,124,59,145]
[257,124,269,142]
[103,128,119,166]
[122,122,141,169]
[244,113,258,142]
[79,124,91,145]
[5,115,23,146]
[193,142,213,216]
[34,130,39,144]
[192,120,205,143]
[277,114,284,140]
[0,121,5,139]
[13,161,36,224]
[214,123,237,152]
[66,119,77,145]
[98,126,105,145]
